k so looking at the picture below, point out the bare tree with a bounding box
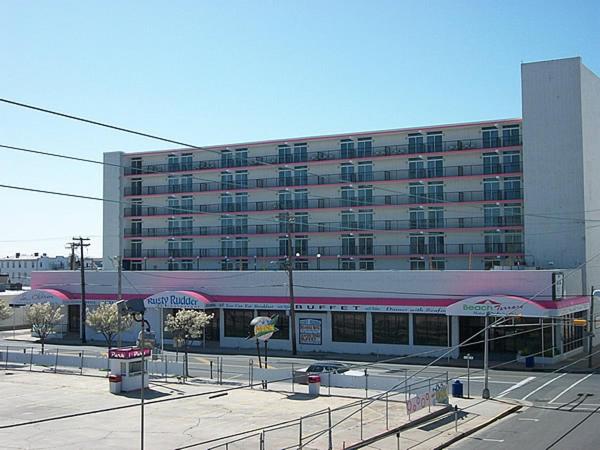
[164,309,213,377]
[86,302,133,350]
[26,303,63,354]
[0,299,11,321]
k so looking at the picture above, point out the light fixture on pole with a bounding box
[316,253,321,270]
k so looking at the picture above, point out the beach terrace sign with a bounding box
[445,296,547,318]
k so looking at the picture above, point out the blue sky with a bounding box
[0,0,598,257]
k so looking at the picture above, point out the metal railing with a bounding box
[124,189,523,217]
[124,162,522,196]
[124,135,522,176]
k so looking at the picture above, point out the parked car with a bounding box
[294,360,364,384]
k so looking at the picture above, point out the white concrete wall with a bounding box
[103,152,125,269]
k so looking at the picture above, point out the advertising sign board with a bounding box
[406,382,449,415]
[299,318,322,345]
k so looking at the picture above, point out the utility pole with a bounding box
[588,286,595,369]
[286,215,297,355]
[65,243,76,270]
[72,237,90,343]
[482,313,490,399]
[115,255,123,348]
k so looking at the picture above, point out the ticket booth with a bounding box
[108,347,151,393]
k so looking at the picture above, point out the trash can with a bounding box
[452,380,463,398]
[308,374,321,395]
[525,356,535,368]
[109,374,122,394]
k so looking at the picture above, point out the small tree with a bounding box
[0,299,11,321]
[164,309,213,377]
[86,302,133,350]
[26,302,63,354]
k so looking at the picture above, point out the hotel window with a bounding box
[410,235,426,254]
[235,192,248,211]
[358,234,373,255]
[503,151,521,173]
[131,199,142,216]
[408,133,424,153]
[221,238,234,257]
[293,143,308,162]
[426,132,442,152]
[503,177,521,200]
[504,204,522,225]
[357,138,373,157]
[294,189,308,208]
[357,186,373,206]
[257,310,289,340]
[358,210,373,230]
[130,261,142,271]
[235,171,248,189]
[332,312,366,343]
[484,205,501,227]
[409,158,425,178]
[359,258,374,270]
[235,216,248,233]
[428,233,445,254]
[294,259,309,270]
[294,236,308,256]
[482,127,499,148]
[413,314,448,346]
[224,309,254,338]
[341,139,355,158]
[357,162,373,181]
[168,176,180,193]
[167,260,180,271]
[130,240,142,258]
[483,178,501,200]
[180,260,193,271]
[131,157,142,175]
[484,232,503,253]
[341,163,355,182]
[431,258,446,270]
[409,208,425,229]
[167,197,180,215]
[279,190,292,209]
[502,125,520,146]
[279,168,292,187]
[278,213,289,233]
[342,234,356,256]
[180,175,193,192]
[294,212,309,232]
[372,313,409,344]
[341,258,356,270]
[221,258,235,271]
[131,220,142,236]
[131,178,142,196]
[410,257,426,270]
[180,153,193,170]
[278,237,289,257]
[504,231,523,253]
[235,237,248,257]
[221,216,234,234]
[341,187,356,206]
[221,194,234,212]
[168,154,179,170]
[427,157,443,177]
[234,148,248,167]
[428,207,444,228]
[221,150,234,168]
[409,183,425,204]
[427,182,444,202]
[341,211,356,230]
[484,258,502,270]
[483,153,501,175]
[294,166,308,185]
[279,145,292,163]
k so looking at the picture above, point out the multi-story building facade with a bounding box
[105,119,524,272]
[0,254,69,286]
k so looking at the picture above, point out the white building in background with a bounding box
[0,254,69,286]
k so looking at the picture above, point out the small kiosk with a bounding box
[108,347,151,394]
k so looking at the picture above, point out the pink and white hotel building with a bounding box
[14,57,600,361]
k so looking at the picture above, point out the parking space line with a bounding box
[548,374,594,404]
[521,373,568,401]
[497,376,536,398]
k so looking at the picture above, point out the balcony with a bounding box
[124,162,522,196]
[124,135,522,176]
[124,215,523,238]
[123,242,524,259]
[123,189,523,217]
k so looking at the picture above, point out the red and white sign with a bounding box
[108,347,151,359]
[406,383,449,415]
[445,296,548,317]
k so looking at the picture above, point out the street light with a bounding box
[316,253,321,270]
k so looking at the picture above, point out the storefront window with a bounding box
[224,309,254,338]
[257,310,289,340]
[332,312,366,343]
[413,314,448,346]
[372,313,409,344]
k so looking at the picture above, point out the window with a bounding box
[484,258,502,270]
[221,172,234,190]
[357,138,372,157]
[504,204,522,225]
[503,177,521,200]
[131,199,142,216]
[502,125,520,146]
[221,238,234,257]
[372,313,408,344]
[341,163,355,182]
[279,190,292,209]
[168,154,179,170]
[426,132,442,152]
[410,208,425,229]
[235,148,248,167]
[235,171,248,189]
[482,127,499,148]
[408,134,424,153]
[235,193,248,211]
[278,236,289,256]
[427,182,443,202]
[342,234,356,255]
[410,258,425,270]
[484,205,501,226]
[221,258,234,271]
[224,309,254,337]
[431,258,446,270]
[180,175,193,192]
[131,157,142,175]
[341,139,355,158]
[130,240,142,258]
[294,167,308,185]
[504,231,523,253]
[427,157,443,177]
[295,259,309,270]
[257,310,289,340]
[428,233,445,254]
[130,261,142,271]
[340,258,356,270]
[358,210,373,230]
[131,178,142,196]
[503,151,521,173]
[410,235,426,254]
[413,314,448,346]
[332,312,366,343]
[428,207,444,228]
[294,189,308,208]
[358,234,373,255]
[483,153,500,174]
[293,143,308,162]
[235,237,248,257]
[294,236,308,256]
[341,187,356,206]
[278,145,292,163]
[181,196,193,213]
[221,194,234,212]
[357,186,373,206]
[221,216,234,234]
[409,158,425,178]
[341,211,356,230]
[357,162,373,181]
[221,150,234,168]
[484,232,502,253]
[483,178,501,200]
[180,260,193,271]
[279,168,292,186]
[294,212,309,232]
[180,153,193,170]
[359,258,374,270]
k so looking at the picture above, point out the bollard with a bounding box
[29,347,33,371]
[298,416,303,448]
[79,351,84,375]
[210,360,213,379]
[54,348,59,373]
[249,359,254,388]
[259,430,265,450]
[454,405,458,432]
[396,432,400,450]
[365,368,369,398]
[328,407,333,450]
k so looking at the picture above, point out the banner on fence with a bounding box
[406,382,448,415]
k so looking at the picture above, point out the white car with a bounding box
[294,360,365,384]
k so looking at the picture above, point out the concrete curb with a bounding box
[344,405,452,450]
[432,403,523,450]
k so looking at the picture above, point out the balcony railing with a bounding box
[124,189,523,217]
[123,242,524,259]
[124,135,522,176]
[124,162,522,196]
[124,215,523,238]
